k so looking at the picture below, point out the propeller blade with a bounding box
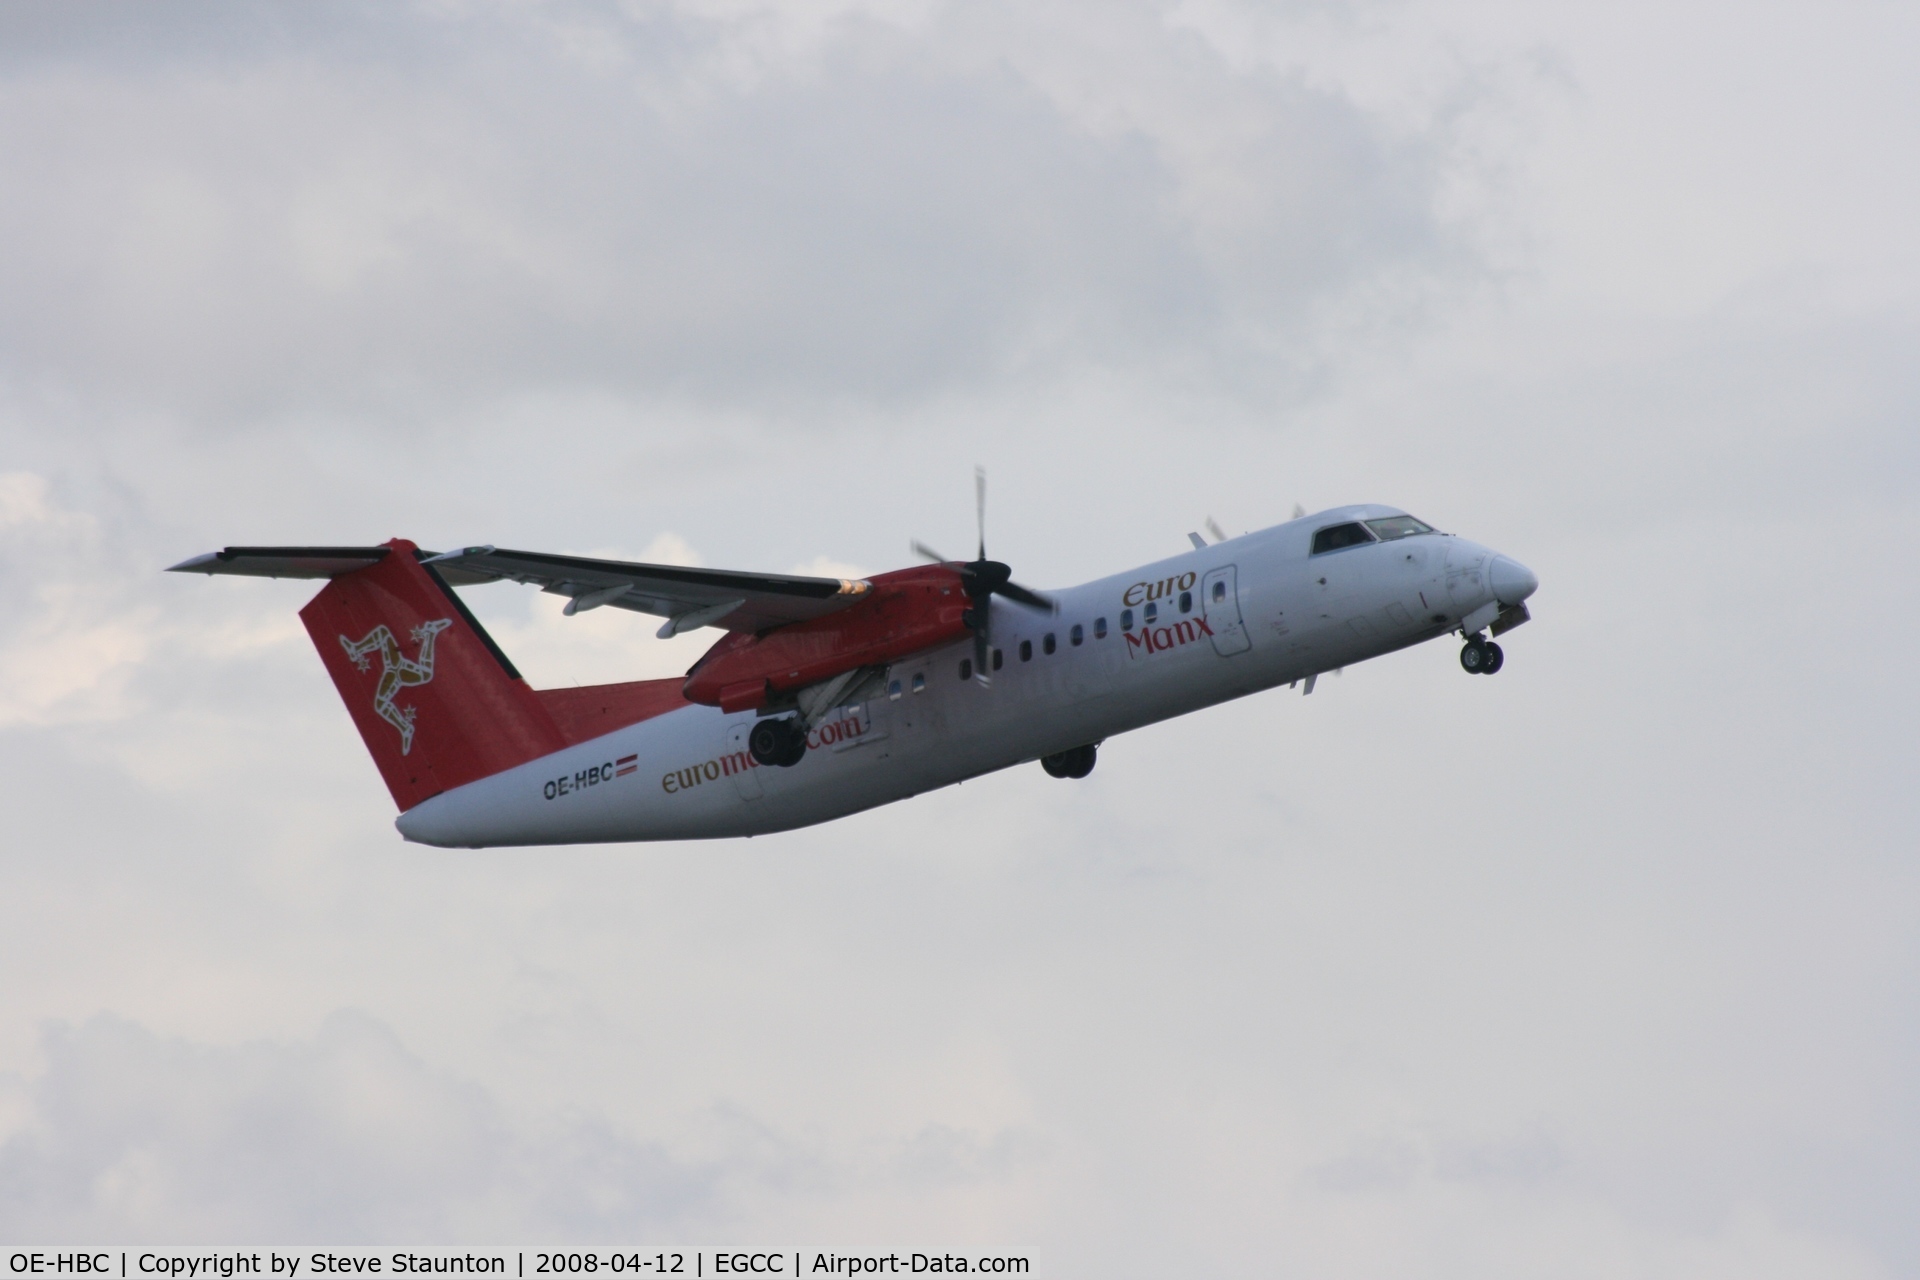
[974,465,987,561]
[1205,516,1227,542]
[974,624,990,685]
[912,540,950,564]
[998,580,1054,612]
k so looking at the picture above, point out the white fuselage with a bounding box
[397,507,1517,846]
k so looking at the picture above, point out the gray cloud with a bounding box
[0,0,1916,1273]
[0,1012,709,1241]
[0,0,1463,423]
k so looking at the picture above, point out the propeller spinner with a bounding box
[913,467,1054,684]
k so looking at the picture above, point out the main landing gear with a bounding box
[1459,636,1505,675]
[748,716,808,767]
[1041,743,1098,779]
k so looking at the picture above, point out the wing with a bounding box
[168,544,872,635]
[422,546,870,634]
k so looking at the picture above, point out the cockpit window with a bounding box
[1311,522,1375,555]
[1364,515,1435,542]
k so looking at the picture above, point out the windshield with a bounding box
[1364,515,1435,542]
[1311,522,1375,554]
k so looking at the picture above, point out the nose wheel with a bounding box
[1459,637,1504,674]
[1041,743,1098,778]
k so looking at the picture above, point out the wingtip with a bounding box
[166,551,222,574]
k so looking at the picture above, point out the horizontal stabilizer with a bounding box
[169,546,397,579]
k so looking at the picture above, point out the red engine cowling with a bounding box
[683,565,971,712]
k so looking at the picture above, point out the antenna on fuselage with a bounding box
[975,464,987,561]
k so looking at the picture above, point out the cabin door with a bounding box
[1201,565,1253,656]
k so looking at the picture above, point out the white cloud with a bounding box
[0,472,154,728]
[788,554,872,580]
[634,532,704,568]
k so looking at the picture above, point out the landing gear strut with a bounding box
[1041,743,1098,779]
[1459,636,1505,675]
[748,716,808,767]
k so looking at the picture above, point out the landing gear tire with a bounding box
[1041,743,1097,779]
[1460,639,1489,674]
[748,717,808,767]
[1480,641,1504,674]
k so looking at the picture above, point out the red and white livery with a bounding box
[170,495,1538,846]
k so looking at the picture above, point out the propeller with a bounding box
[913,466,1054,684]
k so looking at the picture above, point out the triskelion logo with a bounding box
[339,619,453,755]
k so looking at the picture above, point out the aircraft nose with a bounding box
[1490,556,1538,606]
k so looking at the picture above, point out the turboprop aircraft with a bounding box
[169,481,1537,847]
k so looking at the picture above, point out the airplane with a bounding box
[169,480,1537,847]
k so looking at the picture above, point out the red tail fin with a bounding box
[300,539,566,810]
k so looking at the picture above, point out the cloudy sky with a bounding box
[2,0,1916,1271]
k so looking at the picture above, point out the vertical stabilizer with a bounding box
[299,539,566,810]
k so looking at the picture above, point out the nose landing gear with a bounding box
[1459,637,1505,674]
[1041,743,1098,778]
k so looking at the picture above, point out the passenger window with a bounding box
[1211,579,1226,603]
[1178,590,1192,613]
[911,673,925,694]
[1095,617,1108,639]
[888,679,902,700]
[1311,522,1375,554]
[1043,633,1057,654]
[959,659,972,681]
[1120,609,1133,632]
[1144,601,1158,623]
[1070,624,1084,646]
[1019,639,1033,662]
[992,648,1004,670]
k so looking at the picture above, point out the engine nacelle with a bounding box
[682,565,971,712]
